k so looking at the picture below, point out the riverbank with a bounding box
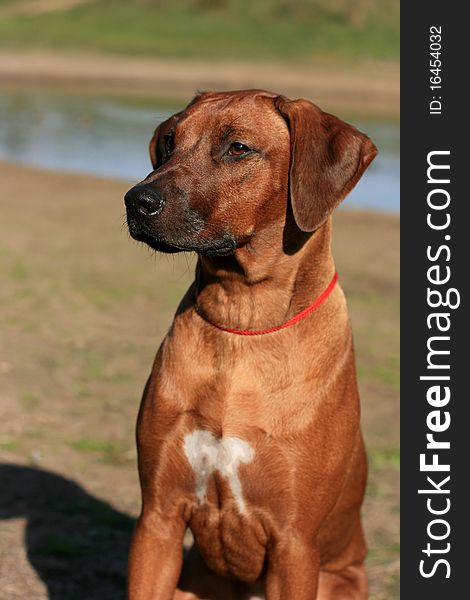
[0,51,399,119]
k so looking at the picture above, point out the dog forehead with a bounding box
[177,92,287,143]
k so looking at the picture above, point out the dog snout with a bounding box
[124,185,165,217]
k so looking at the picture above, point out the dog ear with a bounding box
[149,124,162,169]
[149,122,173,170]
[275,97,378,232]
[148,111,183,169]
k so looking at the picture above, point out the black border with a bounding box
[401,3,468,596]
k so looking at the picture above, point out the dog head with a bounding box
[125,90,377,256]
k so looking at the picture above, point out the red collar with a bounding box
[196,271,338,336]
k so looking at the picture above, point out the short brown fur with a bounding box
[124,89,377,600]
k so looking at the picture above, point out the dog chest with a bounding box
[183,429,254,514]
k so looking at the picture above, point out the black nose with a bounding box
[124,185,165,216]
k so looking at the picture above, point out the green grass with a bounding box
[357,363,400,389]
[367,542,400,565]
[0,0,399,61]
[71,438,118,453]
[0,440,20,451]
[10,258,29,281]
[20,392,40,410]
[70,437,130,464]
[369,447,400,471]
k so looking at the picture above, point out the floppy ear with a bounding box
[148,124,162,169]
[148,111,183,169]
[276,97,378,232]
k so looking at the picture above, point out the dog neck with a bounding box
[192,219,336,332]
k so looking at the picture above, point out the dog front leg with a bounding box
[128,509,186,600]
[265,537,320,600]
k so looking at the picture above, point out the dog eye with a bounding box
[228,142,250,157]
[164,133,174,155]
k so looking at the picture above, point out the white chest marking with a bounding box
[183,430,254,514]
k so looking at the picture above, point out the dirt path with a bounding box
[0,51,399,118]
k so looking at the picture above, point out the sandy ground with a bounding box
[0,51,399,118]
[0,161,399,598]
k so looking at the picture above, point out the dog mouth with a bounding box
[130,230,237,256]
[131,231,183,254]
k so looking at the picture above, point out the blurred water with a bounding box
[0,89,399,212]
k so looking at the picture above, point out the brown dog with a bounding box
[124,89,377,600]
